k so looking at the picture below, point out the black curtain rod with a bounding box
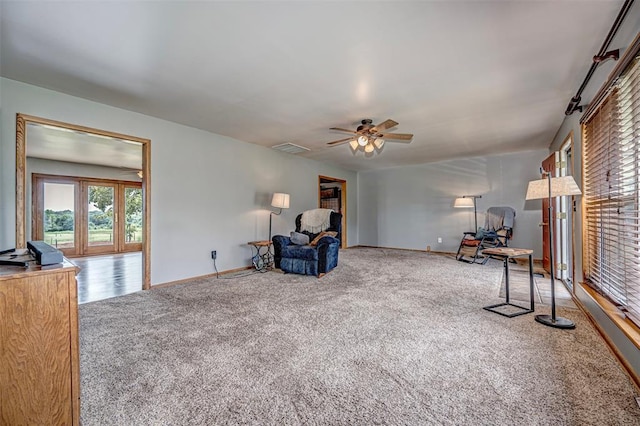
[565,0,635,115]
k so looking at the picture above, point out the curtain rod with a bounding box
[580,31,640,124]
[564,0,634,115]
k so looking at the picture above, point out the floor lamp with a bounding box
[269,193,290,241]
[525,173,581,329]
[454,195,482,231]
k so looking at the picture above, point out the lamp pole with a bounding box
[268,208,282,242]
[535,172,575,329]
[472,198,478,231]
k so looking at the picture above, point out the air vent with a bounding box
[271,143,310,154]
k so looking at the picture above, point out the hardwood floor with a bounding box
[72,252,142,304]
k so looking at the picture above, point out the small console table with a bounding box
[482,247,535,318]
[247,240,273,272]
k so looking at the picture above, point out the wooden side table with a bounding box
[247,240,273,271]
[481,247,535,318]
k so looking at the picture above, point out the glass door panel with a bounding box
[34,176,142,257]
[123,186,143,251]
[85,184,116,253]
[42,182,78,255]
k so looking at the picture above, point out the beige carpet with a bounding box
[79,248,639,425]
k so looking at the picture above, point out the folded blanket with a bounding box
[485,206,516,231]
[300,208,333,234]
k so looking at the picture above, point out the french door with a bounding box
[33,174,142,257]
[540,150,574,281]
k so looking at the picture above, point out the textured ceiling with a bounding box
[0,1,629,171]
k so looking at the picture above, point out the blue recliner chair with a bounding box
[272,211,341,277]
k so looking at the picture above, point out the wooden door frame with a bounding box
[16,113,151,290]
[81,180,119,256]
[32,174,143,256]
[559,131,576,287]
[32,174,81,257]
[119,183,144,253]
[318,175,347,248]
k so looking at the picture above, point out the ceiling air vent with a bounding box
[271,143,310,154]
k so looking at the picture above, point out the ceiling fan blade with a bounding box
[373,119,399,132]
[330,127,358,134]
[327,137,354,146]
[379,132,413,141]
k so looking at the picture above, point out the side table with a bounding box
[247,240,273,272]
[481,247,535,318]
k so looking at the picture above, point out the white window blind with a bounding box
[583,56,640,326]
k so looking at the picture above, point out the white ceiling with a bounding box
[26,123,142,170]
[0,1,628,171]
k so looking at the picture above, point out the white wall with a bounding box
[0,78,358,285]
[358,149,548,257]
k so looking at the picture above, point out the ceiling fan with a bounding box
[326,119,413,154]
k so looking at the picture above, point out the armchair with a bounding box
[272,211,342,277]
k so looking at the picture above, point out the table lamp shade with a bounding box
[454,197,475,208]
[271,193,290,209]
[525,176,581,200]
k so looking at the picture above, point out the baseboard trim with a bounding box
[353,245,543,264]
[152,266,254,289]
[353,244,456,255]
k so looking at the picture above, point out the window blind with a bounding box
[583,56,640,326]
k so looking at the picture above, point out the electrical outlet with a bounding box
[211,250,217,260]
[437,237,443,243]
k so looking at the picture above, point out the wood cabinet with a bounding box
[0,260,80,425]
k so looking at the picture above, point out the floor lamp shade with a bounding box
[454,195,480,231]
[525,176,582,200]
[271,193,290,209]
[269,193,290,241]
[525,174,581,329]
[453,197,475,208]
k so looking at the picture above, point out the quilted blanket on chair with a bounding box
[300,208,333,234]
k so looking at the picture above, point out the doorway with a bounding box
[15,114,151,290]
[541,152,556,273]
[540,137,575,286]
[318,176,346,248]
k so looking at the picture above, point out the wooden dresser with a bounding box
[0,259,80,425]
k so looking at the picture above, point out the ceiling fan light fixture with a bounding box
[364,142,375,153]
[326,118,413,157]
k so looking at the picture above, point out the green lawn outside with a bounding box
[44,228,142,248]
